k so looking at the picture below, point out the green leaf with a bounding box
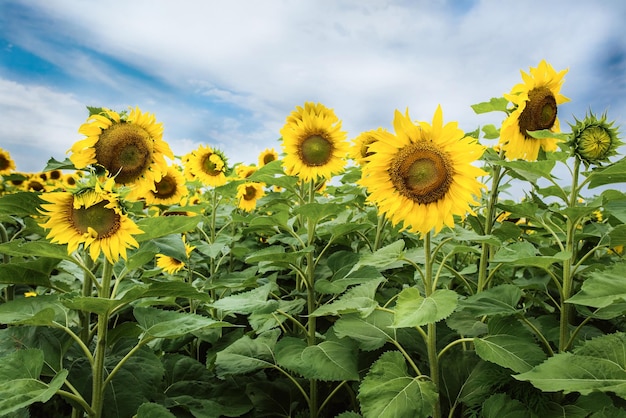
[587,157,626,189]
[482,124,500,139]
[392,288,458,328]
[481,393,530,418]
[333,310,395,351]
[515,333,626,399]
[0,191,43,217]
[310,278,385,318]
[0,327,73,376]
[457,284,523,317]
[567,263,626,308]
[214,330,280,377]
[471,97,509,114]
[0,241,73,261]
[135,215,201,242]
[609,224,626,247]
[358,351,437,418]
[245,245,312,266]
[275,337,359,381]
[134,307,230,338]
[497,159,557,183]
[136,403,176,418]
[210,282,278,315]
[315,265,383,295]
[351,239,406,272]
[0,370,69,416]
[42,157,76,171]
[0,295,67,326]
[249,298,305,333]
[0,257,59,287]
[474,335,547,373]
[293,202,344,225]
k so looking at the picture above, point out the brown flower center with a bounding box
[201,154,223,176]
[263,152,277,165]
[299,134,333,166]
[389,143,454,205]
[243,185,257,201]
[95,123,153,184]
[153,174,178,199]
[0,155,10,171]
[518,87,558,138]
[71,200,121,238]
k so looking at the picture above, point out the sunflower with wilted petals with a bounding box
[500,60,569,161]
[69,107,173,188]
[128,165,188,205]
[237,182,266,212]
[359,106,486,236]
[258,148,279,167]
[350,128,386,166]
[280,102,349,183]
[183,145,228,187]
[156,236,195,274]
[38,178,143,263]
[0,148,16,175]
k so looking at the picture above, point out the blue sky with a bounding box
[1,0,625,192]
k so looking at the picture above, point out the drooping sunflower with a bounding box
[128,164,188,205]
[0,148,16,175]
[500,60,569,161]
[258,148,279,167]
[38,178,143,263]
[69,107,173,188]
[237,182,266,212]
[280,102,349,183]
[156,235,195,274]
[570,111,622,166]
[183,145,228,187]
[359,106,486,236]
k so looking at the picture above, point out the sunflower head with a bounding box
[38,177,143,263]
[156,235,195,274]
[235,164,258,179]
[0,148,16,175]
[128,165,188,205]
[350,129,384,166]
[569,111,622,166]
[359,106,486,236]
[237,181,266,212]
[258,148,279,167]
[280,102,349,183]
[500,60,570,161]
[183,145,229,187]
[69,107,173,188]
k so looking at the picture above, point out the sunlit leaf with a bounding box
[134,307,230,338]
[310,278,385,318]
[392,288,458,328]
[471,97,509,114]
[358,351,437,418]
[210,282,278,315]
[135,216,202,242]
[474,335,546,373]
[333,310,395,351]
[567,263,626,308]
[587,158,626,189]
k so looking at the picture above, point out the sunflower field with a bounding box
[1,60,626,418]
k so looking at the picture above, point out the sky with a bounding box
[1,0,625,188]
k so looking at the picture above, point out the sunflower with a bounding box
[258,148,279,167]
[570,111,622,166]
[156,235,195,274]
[359,106,486,236]
[183,145,228,187]
[235,164,258,179]
[280,102,349,183]
[237,182,266,212]
[69,107,173,188]
[128,164,188,205]
[350,128,385,166]
[38,178,143,263]
[499,60,569,161]
[0,148,16,175]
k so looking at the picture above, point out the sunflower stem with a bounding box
[559,156,581,352]
[305,179,318,418]
[91,258,113,418]
[423,232,441,418]
[0,222,14,301]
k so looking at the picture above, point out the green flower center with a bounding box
[390,143,454,205]
[518,87,558,138]
[153,175,177,199]
[95,123,153,184]
[300,134,333,166]
[71,200,120,239]
[201,154,223,176]
[578,125,612,161]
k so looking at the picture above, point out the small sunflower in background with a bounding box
[237,182,266,212]
[350,128,385,166]
[500,60,569,161]
[280,102,349,183]
[183,145,228,187]
[0,148,16,176]
[69,107,173,188]
[359,106,486,236]
[38,177,143,263]
[128,164,188,206]
[235,164,258,179]
[258,148,279,167]
[156,235,195,274]
[570,111,621,166]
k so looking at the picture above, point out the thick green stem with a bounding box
[423,232,441,418]
[559,157,581,352]
[0,222,14,301]
[90,259,113,418]
[305,180,318,418]
[477,161,503,293]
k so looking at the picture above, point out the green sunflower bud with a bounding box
[570,111,622,165]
